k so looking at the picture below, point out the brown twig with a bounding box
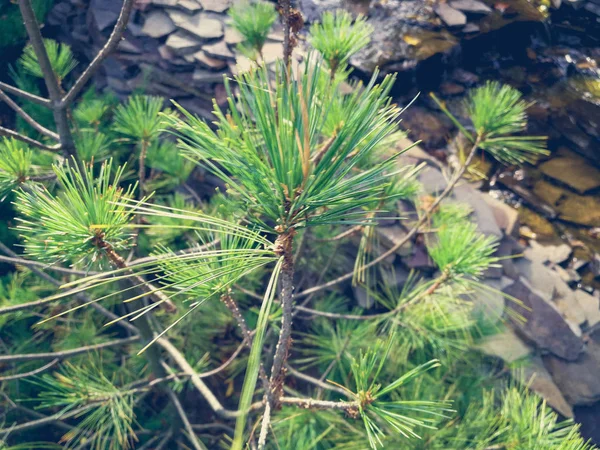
[0,90,59,139]
[0,335,140,363]
[0,358,59,382]
[61,0,135,107]
[0,82,50,107]
[0,125,61,152]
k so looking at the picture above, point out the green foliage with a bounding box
[15,159,136,267]
[0,138,33,199]
[19,39,78,84]
[349,336,449,448]
[229,1,277,58]
[168,58,403,231]
[432,82,549,165]
[113,95,167,144]
[74,130,110,162]
[145,140,194,191]
[35,363,137,450]
[309,10,373,74]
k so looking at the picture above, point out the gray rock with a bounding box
[482,194,519,236]
[299,0,343,23]
[418,166,447,195]
[152,0,179,6]
[203,40,235,60]
[435,3,467,26]
[477,328,531,363]
[525,241,572,265]
[462,23,480,33]
[449,0,492,14]
[544,350,600,406]
[513,356,573,418]
[142,10,177,38]
[452,184,503,239]
[166,31,205,55]
[575,290,600,327]
[376,226,414,258]
[199,0,231,12]
[504,278,584,361]
[91,0,121,31]
[178,0,202,13]
[170,11,224,39]
[192,50,228,69]
[354,285,374,309]
[380,266,410,290]
[472,277,509,324]
[225,27,244,45]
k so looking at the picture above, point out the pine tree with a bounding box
[0,1,593,450]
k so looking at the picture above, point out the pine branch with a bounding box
[61,0,135,107]
[296,136,482,299]
[278,0,292,69]
[0,90,59,139]
[0,81,51,107]
[0,358,59,382]
[280,397,359,412]
[0,125,61,152]
[0,335,140,363]
[286,365,352,398]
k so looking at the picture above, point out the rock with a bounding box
[376,226,414,258]
[504,278,584,361]
[513,356,573,418]
[299,0,344,23]
[539,154,600,194]
[575,290,600,327]
[449,0,493,14]
[225,27,244,45]
[142,10,177,38]
[462,23,480,33]
[261,42,285,64]
[401,107,453,149]
[192,69,225,84]
[544,349,600,406]
[417,166,447,195]
[193,50,228,69]
[202,40,235,60]
[170,11,224,40]
[482,194,519,236]
[439,81,465,95]
[380,266,410,290]
[199,0,231,12]
[477,328,532,363]
[525,241,572,265]
[166,31,204,55]
[472,277,510,324]
[452,184,503,239]
[406,242,435,271]
[354,285,374,309]
[90,0,121,31]
[435,4,467,26]
[178,0,202,13]
[451,68,479,86]
[152,0,179,6]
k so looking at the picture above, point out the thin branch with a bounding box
[285,365,351,398]
[154,430,175,450]
[0,404,93,434]
[157,337,260,419]
[0,90,59,139]
[296,136,482,299]
[0,82,51,107]
[61,0,135,107]
[0,335,140,363]
[0,243,137,336]
[278,0,292,69]
[280,397,358,412]
[167,390,208,450]
[0,358,59,382]
[0,125,61,152]
[0,255,97,277]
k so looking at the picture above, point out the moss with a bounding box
[0,0,55,50]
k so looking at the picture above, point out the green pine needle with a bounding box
[309,10,373,73]
[229,1,277,57]
[15,159,137,267]
[0,138,33,199]
[19,39,77,83]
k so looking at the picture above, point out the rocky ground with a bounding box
[45,0,600,438]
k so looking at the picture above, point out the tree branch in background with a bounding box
[167,389,208,450]
[0,81,51,107]
[0,90,59,139]
[61,0,135,107]
[0,125,61,152]
[0,359,59,382]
